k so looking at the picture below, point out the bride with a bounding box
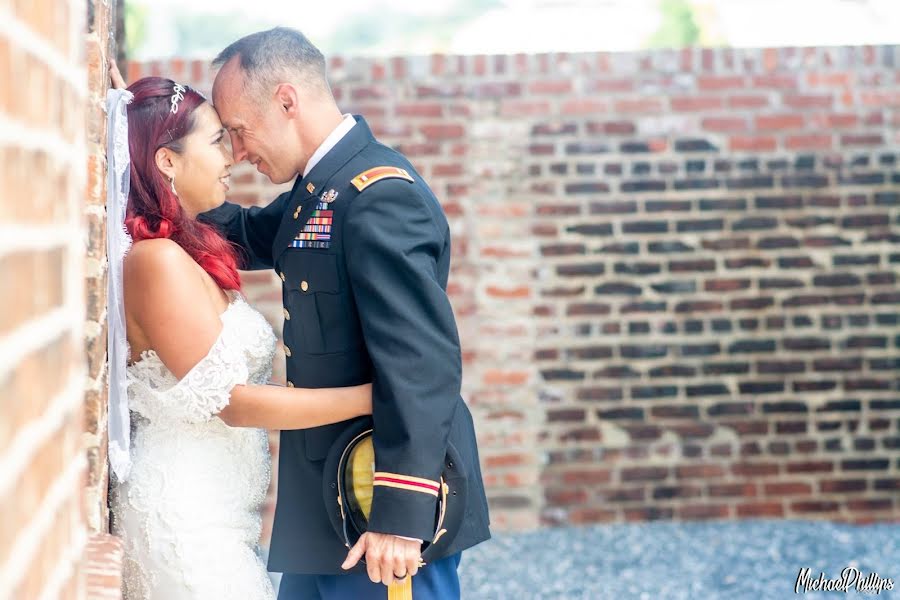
[106,73,371,599]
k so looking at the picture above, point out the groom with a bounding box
[200,27,490,599]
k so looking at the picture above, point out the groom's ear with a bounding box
[274,83,299,117]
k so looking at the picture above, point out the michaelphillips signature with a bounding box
[795,567,895,594]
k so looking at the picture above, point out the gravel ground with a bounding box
[457,520,900,599]
[265,519,899,598]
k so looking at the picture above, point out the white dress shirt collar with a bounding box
[303,113,357,178]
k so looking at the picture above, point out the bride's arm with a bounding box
[219,383,372,430]
[125,239,372,430]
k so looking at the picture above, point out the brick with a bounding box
[674,178,720,191]
[631,385,678,400]
[699,199,747,212]
[621,180,667,193]
[783,174,830,188]
[675,300,723,314]
[678,218,724,233]
[419,123,465,139]
[841,133,884,146]
[396,102,444,117]
[614,98,664,113]
[621,345,669,359]
[669,259,716,273]
[651,281,696,294]
[701,117,747,132]
[561,99,608,115]
[679,343,720,358]
[686,383,730,397]
[647,200,691,212]
[576,387,623,401]
[728,339,776,354]
[541,369,586,382]
[671,96,723,111]
[674,138,718,152]
[597,407,644,421]
[813,357,863,372]
[622,467,669,482]
[737,502,784,517]
[483,370,530,386]
[764,481,813,496]
[730,136,776,152]
[624,507,673,521]
[841,458,889,471]
[614,262,662,276]
[623,220,668,234]
[529,79,574,95]
[791,500,840,513]
[569,508,617,524]
[565,303,612,318]
[755,114,804,130]
[557,263,606,277]
[786,134,833,150]
[752,74,797,89]
[651,405,700,419]
[784,94,834,109]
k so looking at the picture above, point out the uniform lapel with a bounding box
[271,116,375,264]
[271,177,319,263]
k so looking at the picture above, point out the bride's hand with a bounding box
[109,59,127,90]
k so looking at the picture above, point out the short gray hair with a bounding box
[213,27,329,98]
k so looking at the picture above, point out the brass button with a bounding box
[279,272,286,281]
[283,308,290,320]
[284,346,292,357]
[300,280,309,292]
[287,381,294,388]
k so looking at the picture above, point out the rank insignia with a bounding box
[322,189,339,203]
[351,166,414,192]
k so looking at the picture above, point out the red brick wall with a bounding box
[2,0,123,598]
[84,0,126,597]
[1,1,88,598]
[128,45,900,535]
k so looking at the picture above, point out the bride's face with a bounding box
[167,103,233,217]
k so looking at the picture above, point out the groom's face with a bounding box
[212,60,298,185]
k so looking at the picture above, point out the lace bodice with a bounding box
[126,294,276,422]
[111,294,278,599]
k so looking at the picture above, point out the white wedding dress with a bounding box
[110,294,278,600]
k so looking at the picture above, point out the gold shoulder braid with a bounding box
[351,166,414,192]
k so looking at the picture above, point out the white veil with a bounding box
[106,88,134,482]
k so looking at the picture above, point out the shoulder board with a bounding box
[351,166,414,192]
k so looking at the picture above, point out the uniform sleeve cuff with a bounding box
[366,484,439,541]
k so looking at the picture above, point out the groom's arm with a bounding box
[198,192,290,270]
[344,179,460,542]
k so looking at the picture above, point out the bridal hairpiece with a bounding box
[170,83,187,114]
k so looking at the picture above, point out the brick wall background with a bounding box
[1,1,89,598]
[84,0,126,598]
[2,0,123,598]
[130,46,900,540]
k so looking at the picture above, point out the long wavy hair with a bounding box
[125,77,241,291]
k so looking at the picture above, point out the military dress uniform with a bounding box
[200,116,490,599]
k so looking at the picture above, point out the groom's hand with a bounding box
[341,531,421,586]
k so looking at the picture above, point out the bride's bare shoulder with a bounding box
[126,237,187,260]
[124,238,200,293]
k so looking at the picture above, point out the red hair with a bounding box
[124,77,241,291]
